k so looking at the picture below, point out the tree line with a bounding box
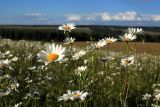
[0,25,160,42]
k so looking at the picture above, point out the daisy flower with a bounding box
[128,27,143,34]
[70,90,91,101]
[58,90,72,101]
[101,37,117,45]
[120,33,137,42]
[0,88,11,97]
[5,51,10,55]
[11,57,18,62]
[0,59,11,67]
[94,40,106,49]
[72,50,86,60]
[99,56,115,62]
[58,23,76,33]
[74,66,87,76]
[121,56,134,67]
[64,37,75,44]
[142,93,152,100]
[154,93,160,101]
[13,102,22,107]
[37,43,66,65]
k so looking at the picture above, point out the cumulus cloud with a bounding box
[89,11,142,21]
[66,15,81,21]
[113,11,141,21]
[99,13,112,21]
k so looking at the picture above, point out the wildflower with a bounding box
[3,59,11,65]
[0,52,5,58]
[37,43,66,65]
[98,71,104,75]
[75,66,87,76]
[84,59,89,64]
[142,93,152,100]
[120,33,137,42]
[64,37,75,44]
[121,56,134,67]
[101,37,117,45]
[8,54,13,57]
[0,88,11,97]
[10,82,19,92]
[154,89,160,95]
[58,90,91,101]
[11,57,18,62]
[70,90,91,101]
[28,66,36,70]
[155,93,160,101]
[5,51,10,55]
[0,59,11,67]
[58,23,76,33]
[128,27,143,34]
[0,74,11,79]
[99,56,115,62]
[13,102,22,107]
[72,50,86,60]
[94,40,106,49]
[58,90,72,101]
[153,89,160,101]
[151,104,160,107]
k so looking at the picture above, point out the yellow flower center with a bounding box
[106,40,113,44]
[73,93,81,98]
[124,60,131,65]
[96,45,100,49]
[63,25,71,31]
[47,53,59,62]
[124,37,130,42]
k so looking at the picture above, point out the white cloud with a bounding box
[86,15,96,21]
[90,11,141,21]
[66,15,81,21]
[24,13,45,17]
[100,13,112,21]
[113,11,141,21]
[23,12,54,24]
[151,15,160,21]
[78,11,160,22]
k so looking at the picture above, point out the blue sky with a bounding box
[0,0,160,26]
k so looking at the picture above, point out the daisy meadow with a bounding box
[37,43,66,65]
